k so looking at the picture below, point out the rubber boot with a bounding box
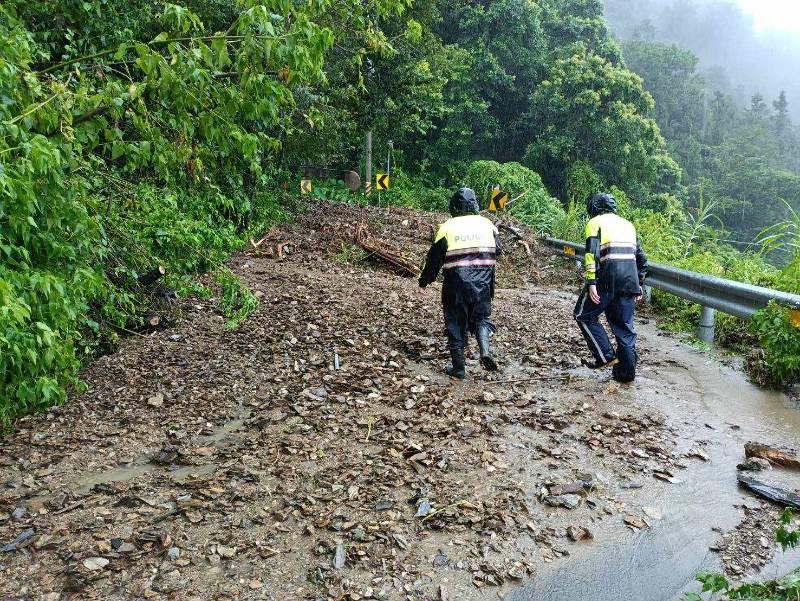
[445,348,466,380]
[477,326,497,371]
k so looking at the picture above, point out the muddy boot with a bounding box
[445,348,466,380]
[477,326,497,371]
[581,357,618,370]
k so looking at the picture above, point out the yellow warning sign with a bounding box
[376,173,390,191]
[301,179,312,195]
[489,188,508,212]
[791,309,800,328]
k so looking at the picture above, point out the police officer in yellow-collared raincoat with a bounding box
[418,188,503,380]
[574,192,649,383]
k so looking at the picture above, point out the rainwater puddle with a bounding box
[509,323,800,601]
[63,410,249,497]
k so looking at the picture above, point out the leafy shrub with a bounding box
[378,169,450,213]
[464,160,565,233]
[312,179,361,204]
[750,303,800,386]
[777,255,800,294]
[550,199,586,242]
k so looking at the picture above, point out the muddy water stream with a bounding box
[510,322,800,601]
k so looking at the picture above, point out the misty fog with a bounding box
[605,0,800,119]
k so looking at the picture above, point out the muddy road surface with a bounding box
[1,202,797,600]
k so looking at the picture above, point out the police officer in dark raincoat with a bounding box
[419,188,503,379]
[574,192,649,383]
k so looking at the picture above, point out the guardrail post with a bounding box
[698,306,715,344]
[643,285,652,303]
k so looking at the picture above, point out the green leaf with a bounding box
[114,42,129,60]
[111,141,125,160]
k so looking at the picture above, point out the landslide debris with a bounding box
[1,202,684,600]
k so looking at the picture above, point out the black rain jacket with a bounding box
[419,215,503,306]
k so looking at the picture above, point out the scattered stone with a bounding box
[374,500,394,511]
[653,471,681,484]
[546,494,582,510]
[566,525,593,541]
[737,457,772,472]
[83,557,110,571]
[1,528,35,552]
[549,482,585,496]
[333,542,345,569]
[415,501,432,518]
[623,515,648,530]
[642,507,663,521]
[687,449,710,462]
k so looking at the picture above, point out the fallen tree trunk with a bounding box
[352,224,420,277]
[138,266,166,287]
[737,474,800,509]
[745,442,800,469]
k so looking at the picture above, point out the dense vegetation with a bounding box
[1,0,798,424]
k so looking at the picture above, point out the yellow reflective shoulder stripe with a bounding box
[585,218,601,239]
[434,223,448,244]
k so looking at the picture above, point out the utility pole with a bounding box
[365,130,373,199]
[364,57,374,201]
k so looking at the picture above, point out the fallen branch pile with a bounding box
[352,223,421,277]
[247,227,294,259]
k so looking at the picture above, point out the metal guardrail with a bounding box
[544,237,800,343]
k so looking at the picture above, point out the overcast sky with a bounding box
[735,0,800,34]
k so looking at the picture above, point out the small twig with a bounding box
[53,499,86,515]
[482,374,571,386]
[421,500,467,523]
[364,416,373,442]
[505,191,528,209]
[4,90,61,125]
[103,321,150,338]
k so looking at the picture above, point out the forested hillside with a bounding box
[1,0,798,423]
[605,0,800,250]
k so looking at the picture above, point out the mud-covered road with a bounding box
[1,202,797,601]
